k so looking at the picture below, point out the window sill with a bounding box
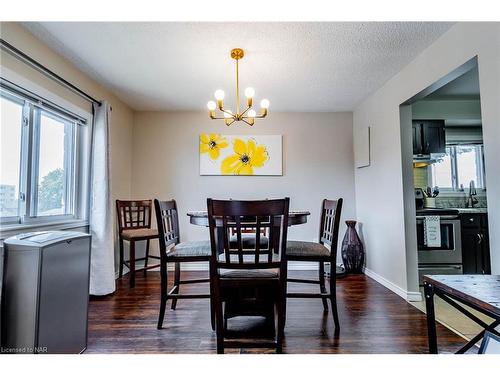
[0,219,89,241]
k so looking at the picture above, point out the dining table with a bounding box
[187,210,310,256]
[186,210,349,277]
[187,210,311,227]
[187,208,311,258]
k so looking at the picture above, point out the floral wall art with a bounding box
[199,134,282,176]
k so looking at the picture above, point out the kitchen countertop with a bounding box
[455,208,488,214]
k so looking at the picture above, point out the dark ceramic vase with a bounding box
[341,220,365,273]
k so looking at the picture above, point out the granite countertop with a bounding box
[455,207,488,214]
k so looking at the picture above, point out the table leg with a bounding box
[424,281,438,354]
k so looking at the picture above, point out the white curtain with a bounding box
[89,101,115,295]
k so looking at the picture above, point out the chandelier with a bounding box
[206,48,269,126]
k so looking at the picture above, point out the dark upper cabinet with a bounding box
[412,120,446,155]
[460,213,491,275]
[412,122,423,154]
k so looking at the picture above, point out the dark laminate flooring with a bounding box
[87,271,467,354]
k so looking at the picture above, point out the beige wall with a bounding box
[353,22,500,299]
[131,111,356,266]
[0,22,134,271]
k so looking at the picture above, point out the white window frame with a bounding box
[24,107,77,223]
[0,77,92,231]
[429,144,486,193]
[0,91,26,224]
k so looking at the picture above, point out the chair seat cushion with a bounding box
[286,240,330,258]
[121,228,158,240]
[167,240,211,258]
[229,234,269,249]
[219,268,279,279]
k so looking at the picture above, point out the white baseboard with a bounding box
[407,291,423,302]
[364,267,422,302]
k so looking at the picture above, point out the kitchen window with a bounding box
[430,144,486,191]
[0,84,89,226]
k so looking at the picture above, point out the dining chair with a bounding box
[207,198,290,354]
[116,199,160,288]
[285,198,343,331]
[154,199,214,330]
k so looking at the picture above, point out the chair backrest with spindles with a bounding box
[318,198,343,261]
[153,199,181,257]
[207,198,290,271]
[116,199,153,233]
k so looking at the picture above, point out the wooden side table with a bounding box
[423,275,500,353]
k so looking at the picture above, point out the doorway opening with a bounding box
[399,56,492,339]
[400,57,490,293]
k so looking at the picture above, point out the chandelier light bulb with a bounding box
[214,89,225,101]
[224,110,233,119]
[247,109,256,118]
[244,87,255,98]
[260,99,270,109]
[207,101,216,111]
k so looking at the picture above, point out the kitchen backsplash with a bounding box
[413,166,429,189]
[434,195,488,208]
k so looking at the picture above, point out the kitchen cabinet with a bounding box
[460,213,491,274]
[412,120,446,155]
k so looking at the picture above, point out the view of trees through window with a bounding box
[38,168,64,214]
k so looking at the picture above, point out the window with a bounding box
[431,147,453,188]
[430,144,485,190]
[0,85,87,225]
[34,110,76,217]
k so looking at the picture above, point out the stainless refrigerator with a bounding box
[1,231,91,354]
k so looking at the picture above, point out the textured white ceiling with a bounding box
[21,22,453,111]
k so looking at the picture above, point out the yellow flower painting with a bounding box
[199,135,282,176]
[221,138,268,175]
[199,133,228,160]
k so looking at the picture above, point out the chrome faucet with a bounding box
[466,180,478,208]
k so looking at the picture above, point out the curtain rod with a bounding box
[0,38,102,106]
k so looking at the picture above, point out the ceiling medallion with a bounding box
[206,48,269,126]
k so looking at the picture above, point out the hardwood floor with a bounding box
[87,271,467,354]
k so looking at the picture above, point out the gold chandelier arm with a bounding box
[219,107,236,118]
[241,118,254,126]
[240,105,251,117]
[225,118,236,126]
[242,113,266,119]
